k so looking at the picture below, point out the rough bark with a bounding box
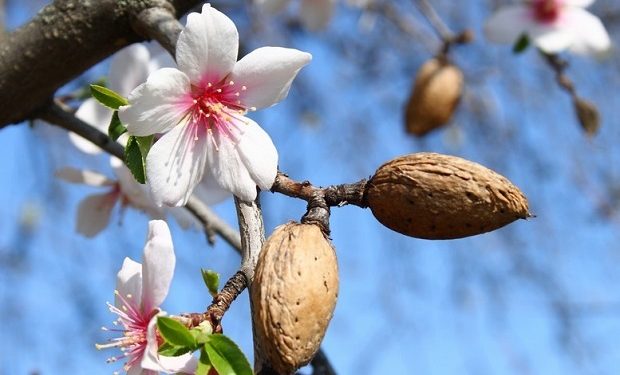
[0,0,201,127]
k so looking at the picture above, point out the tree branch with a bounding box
[0,0,202,128]
[272,171,368,208]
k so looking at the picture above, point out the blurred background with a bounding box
[2,0,620,373]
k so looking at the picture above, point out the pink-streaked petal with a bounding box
[565,8,612,55]
[146,121,209,207]
[119,68,192,137]
[300,0,336,30]
[76,192,117,238]
[115,257,143,309]
[255,0,290,13]
[141,314,198,374]
[109,44,151,97]
[230,47,312,110]
[176,4,239,85]
[206,117,277,202]
[70,98,113,154]
[55,167,115,187]
[484,5,532,44]
[141,220,175,313]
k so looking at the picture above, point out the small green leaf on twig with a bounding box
[157,316,197,349]
[513,33,530,54]
[125,136,146,184]
[90,84,128,109]
[108,111,127,141]
[202,269,220,297]
[204,334,252,375]
[196,347,214,375]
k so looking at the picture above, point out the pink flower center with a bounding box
[96,291,158,372]
[531,0,562,23]
[186,79,253,145]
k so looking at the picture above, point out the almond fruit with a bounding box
[365,153,530,239]
[405,58,463,137]
[251,222,339,374]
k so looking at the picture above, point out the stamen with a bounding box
[241,85,247,91]
[229,80,235,85]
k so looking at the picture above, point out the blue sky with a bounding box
[2,1,620,374]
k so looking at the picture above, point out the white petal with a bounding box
[146,121,209,207]
[176,4,239,85]
[564,8,612,55]
[300,0,335,30]
[109,44,151,97]
[255,0,290,13]
[195,170,231,205]
[111,158,164,218]
[530,25,575,53]
[119,68,192,137]
[55,167,115,187]
[141,220,175,313]
[115,257,143,309]
[484,5,531,44]
[230,47,312,109]
[565,0,595,7]
[142,313,198,374]
[70,98,113,154]
[207,117,278,202]
[76,192,117,238]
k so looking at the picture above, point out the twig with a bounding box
[186,195,242,251]
[309,349,337,375]
[540,51,600,135]
[183,270,247,332]
[272,171,368,208]
[412,0,452,41]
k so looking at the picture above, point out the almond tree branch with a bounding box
[0,0,203,128]
[272,171,368,208]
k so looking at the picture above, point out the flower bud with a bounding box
[251,222,339,374]
[404,58,463,137]
[365,153,530,239]
[573,97,600,136]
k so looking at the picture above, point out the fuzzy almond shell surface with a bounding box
[405,58,463,137]
[366,153,530,239]
[251,222,339,374]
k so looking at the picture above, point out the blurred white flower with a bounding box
[119,4,311,206]
[256,0,336,31]
[96,220,197,374]
[484,0,611,55]
[69,43,174,154]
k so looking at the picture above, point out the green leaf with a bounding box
[108,111,127,141]
[196,347,213,375]
[201,269,220,297]
[158,341,192,357]
[157,316,197,349]
[90,84,128,109]
[124,136,146,184]
[512,33,530,54]
[204,334,252,375]
[136,135,154,159]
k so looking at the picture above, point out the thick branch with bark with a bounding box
[0,0,202,128]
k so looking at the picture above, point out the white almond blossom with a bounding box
[56,159,165,237]
[96,220,197,374]
[484,0,611,55]
[256,0,336,30]
[119,4,312,206]
[69,43,174,154]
